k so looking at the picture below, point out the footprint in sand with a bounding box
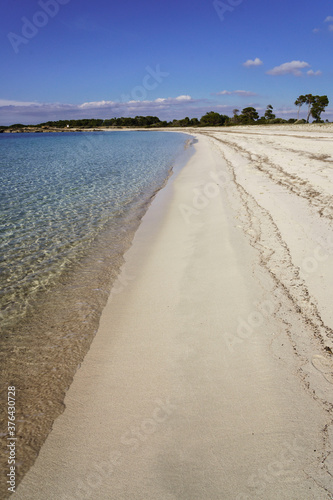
[311,355,333,384]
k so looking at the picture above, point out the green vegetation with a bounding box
[294,94,329,123]
[39,116,165,128]
[264,105,276,120]
[197,111,229,126]
[0,95,330,131]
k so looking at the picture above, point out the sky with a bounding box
[1,0,332,125]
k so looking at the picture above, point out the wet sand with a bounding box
[15,126,333,499]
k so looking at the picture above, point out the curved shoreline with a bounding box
[0,132,194,497]
[6,126,333,498]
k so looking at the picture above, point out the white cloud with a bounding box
[79,100,116,108]
[243,58,263,67]
[312,28,320,33]
[266,60,310,76]
[307,70,322,76]
[323,17,333,31]
[216,90,257,96]
[154,95,193,104]
[175,95,192,101]
[0,99,40,107]
[79,96,193,108]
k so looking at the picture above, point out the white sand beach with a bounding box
[15,126,333,499]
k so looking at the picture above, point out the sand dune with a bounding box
[16,126,333,499]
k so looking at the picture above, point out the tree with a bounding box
[294,94,329,122]
[189,118,199,126]
[294,95,306,121]
[239,107,259,124]
[200,111,227,126]
[264,104,276,120]
[310,95,329,122]
[230,109,240,125]
[304,94,315,123]
[180,117,190,127]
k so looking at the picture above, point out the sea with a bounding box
[0,130,193,492]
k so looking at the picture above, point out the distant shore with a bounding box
[1,122,333,134]
[15,125,333,499]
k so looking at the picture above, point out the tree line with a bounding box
[1,95,329,130]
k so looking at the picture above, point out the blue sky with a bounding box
[1,0,332,124]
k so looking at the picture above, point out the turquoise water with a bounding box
[0,130,192,489]
[0,131,188,329]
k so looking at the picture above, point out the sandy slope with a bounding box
[15,128,333,499]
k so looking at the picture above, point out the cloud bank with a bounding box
[1,95,331,125]
[0,95,207,125]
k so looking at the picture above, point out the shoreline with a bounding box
[1,122,333,134]
[0,131,193,497]
[13,128,333,498]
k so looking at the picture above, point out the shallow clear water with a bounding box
[0,130,192,493]
[0,130,187,328]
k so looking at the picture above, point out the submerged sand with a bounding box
[15,125,333,499]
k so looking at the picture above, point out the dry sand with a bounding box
[15,126,333,499]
